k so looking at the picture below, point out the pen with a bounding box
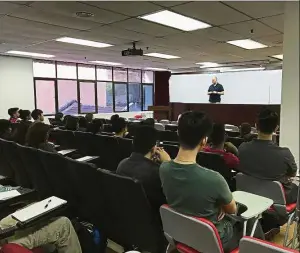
[44,199,52,209]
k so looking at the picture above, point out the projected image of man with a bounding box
[208,77,224,103]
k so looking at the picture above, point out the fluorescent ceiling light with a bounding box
[89,61,122,66]
[220,67,265,73]
[272,54,283,60]
[140,10,211,31]
[6,50,54,58]
[196,62,220,68]
[144,52,180,59]
[145,67,168,71]
[56,37,113,48]
[227,39,268,49]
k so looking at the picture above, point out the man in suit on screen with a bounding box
[208,77,224,103]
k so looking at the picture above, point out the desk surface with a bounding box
[233,191,273,219]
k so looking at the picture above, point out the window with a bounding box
[142,70,154,83]
[143,85,153,110]
[33,61,56,78]
[128,83,141,112]
[97,82,113,113]
[113,68,127,82]
[114,83,128,111]
[128,69,141,83]
[97,66,112,81]
[57,80,78,115]
[35,80,56,114]
[57,63,76,79]
[79,81,96,113]
[78,64,95,80]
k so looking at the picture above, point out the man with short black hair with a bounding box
[239,109,298,204]
[31,109,44,123]
[160,111,243,252]
[8,107,20,123]
[117,125,169,210]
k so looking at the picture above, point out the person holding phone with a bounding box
[116,125,170,211]
[208,77,224,103]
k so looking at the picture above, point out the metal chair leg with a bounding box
[284,212,295,246]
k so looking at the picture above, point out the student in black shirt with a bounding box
[12,109,32,145]
[208,77,224,103]
[117,125,170,211]
[0,119,12,140]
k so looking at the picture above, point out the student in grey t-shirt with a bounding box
[239,109,298,204]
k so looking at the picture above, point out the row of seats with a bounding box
[0,138,166,253]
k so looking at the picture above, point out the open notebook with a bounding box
[76,156,98,162]
[0,190,21,201]
[58,149,76,155]
[12,196,67,223]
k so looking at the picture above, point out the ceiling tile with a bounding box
[151,1,188,7]
[0,2,22,15]
[113,18,182,37]
[221,20,281,38]
[259,14,283,33]
[225,1,284,19]
[190,27,244,42]
[255,34,283,47]
[85,1,162,17]
[30,2,128,25]
[171,1,251,26]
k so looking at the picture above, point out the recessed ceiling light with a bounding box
[6,50,54,58]
[139,10,211,31]
[145,67,168,71]
[272,54,283,60]
[75,11,94,18]
[56,37,113,48]
[227,39,268,49]
[196,62,219,68]
[89,61,122,66]
[220,67,265,73]
[144,53,180,59]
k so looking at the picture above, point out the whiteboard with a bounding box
[169,70,282,105]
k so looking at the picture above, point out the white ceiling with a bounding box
[0,1,285,71]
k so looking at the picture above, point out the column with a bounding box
[280,1,299,165]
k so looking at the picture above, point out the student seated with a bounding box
[203,123,239,169]
[53,112,64,126]
[86,119,103,134]
[0,216,82,253]
[85,113,94,124]
[26,122,56,153]
[31,109,44,124]
[8,108,20,123]
[117,126,168,211]
[239,109,298,204]
[12,110,32,145]
[160,111,263,252]
[0,119,12,140]
[65,116,79,131]
[240,123,257,142]
[111,116,128,138]
[141,118,155,127]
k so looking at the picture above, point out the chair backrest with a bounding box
[74,131,94,155]
[165,124,178,132]
[236,173,286,205]
[159,130,179,142]
[0,138,14,179]
[239,236,299,253]
[160,205,224,253]
[160,143,179,159]
[226,137,244,148]
[225,124,239,132]
[95,169,166,253]
[117,138,133,161]
[103,124,113,133]
[160,119,170,125]
[155,123,165,131]
[197,152,233,186]
[17,145,53,199]
[50,129,75,148]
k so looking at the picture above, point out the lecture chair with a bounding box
[74,131,94,156]
[94,169,166,253]
[103,124,113,133]
[155,123,165,131]
[159,130,178,143]
[236,173,297,247]
[239,236,299,253]
[160,119,170,125]
[0,244,45,253]
[0,138,15,180]
[165,124,178,132]
[226,137,244,148]
[17,145,53,199]
[49,129,75,149]
[197,151,236,191]
[160,205,239,253]
[117,138,133,161]
[159,143,179,159]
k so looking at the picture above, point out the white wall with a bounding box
[0,56,35,118]
[170,70,282,104]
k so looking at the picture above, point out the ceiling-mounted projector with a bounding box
[122,42,143,56]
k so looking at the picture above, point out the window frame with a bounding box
[33,61,154,115]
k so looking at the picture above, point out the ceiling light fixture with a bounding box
[139,10,211,31]
[227,39,268,49]
[144,53,180,59]
[145,67,168,71]
[89,60,122,66]
[220,67,265,73]
[196,62,220,68]
[56,37,113,48]
[272,54,283,60]
[6,50,54,58]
